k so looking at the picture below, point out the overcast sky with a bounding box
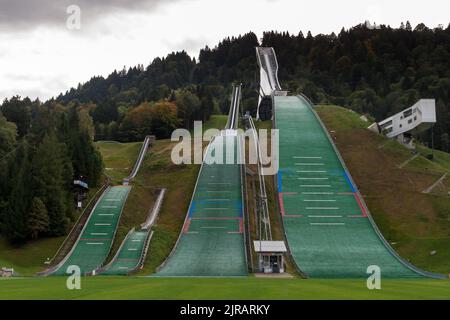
[0,0,448,102]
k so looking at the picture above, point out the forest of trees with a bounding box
[0,22,449,243]
[0,98,103,243]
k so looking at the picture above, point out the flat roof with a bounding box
[253,241,287,253]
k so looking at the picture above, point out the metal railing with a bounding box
[247,116,272,241]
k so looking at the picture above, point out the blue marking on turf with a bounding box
[277,172,282,192]
[236,201,243,217]
[188,201,196,217]
[343,171,356,192]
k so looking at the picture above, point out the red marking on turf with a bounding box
[353,193,368,217]
[239,218,244,233]
[191,217,241,220]
[183,218,191,233]
[278,193,286,216]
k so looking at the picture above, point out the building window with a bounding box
[380,120,393,129]
[403,109,413,118]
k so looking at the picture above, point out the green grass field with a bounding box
[95,141,143,183]
[0,277,449,300]
[201,115,228,132]
[0,236,65,276]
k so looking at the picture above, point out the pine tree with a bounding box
[405,21,412,31]
[65,106,102,187]
[28,197,49,239]
[4,142,32,243]
[0,96,32,137]
[0,113,17,156]
[32,133,71,236]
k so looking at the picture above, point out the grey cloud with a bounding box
[0,73,70,101]
[0,0,182,31]
[162,37,208,56]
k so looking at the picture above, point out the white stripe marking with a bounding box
[201,227,226,229]
[99,214,114,216]
[298,178,329,180]
[308,215,342,218]
[95,223,111,226]
[86,242,104,245]
[295,163,324,166]
[208,183,231,185]
[91,233,107,236]
[310,223,345,225]
[306,207,339,210]
[300,185,331,187]
[101,206,117,208]
[302,192,334,195]
[304,199,336,202]
[294,156,322,159]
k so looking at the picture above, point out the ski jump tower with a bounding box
[371,99,436,148]
[256,47,287,120]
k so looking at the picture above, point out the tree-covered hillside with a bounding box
[52,23,449,150]
[0,99,103,244]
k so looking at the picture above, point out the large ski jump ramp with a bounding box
[274,95,443,278]
[156,86,247,277]
[156,134,247,276]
